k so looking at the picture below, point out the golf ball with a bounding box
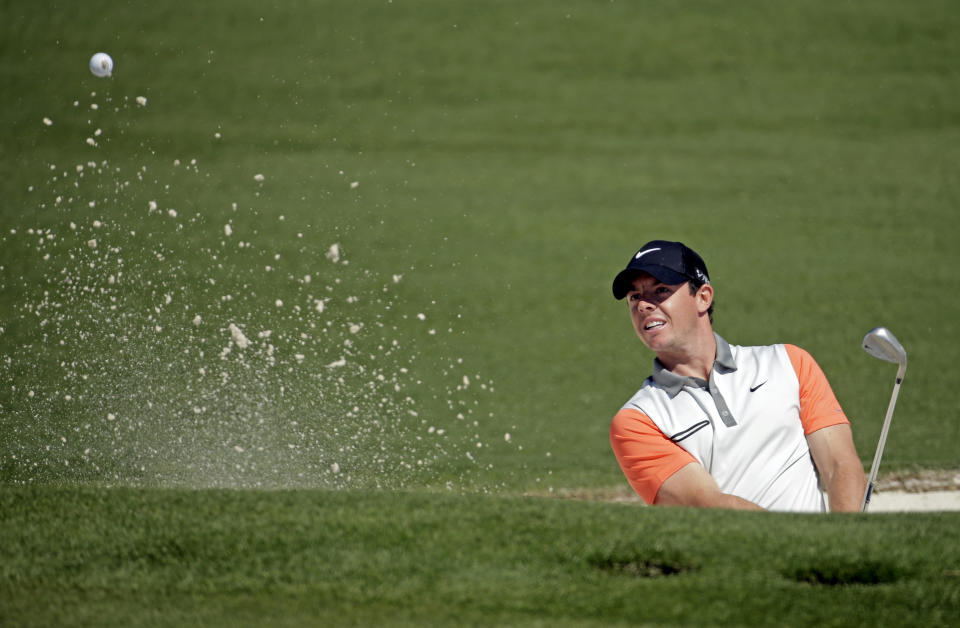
[89,52,113,77]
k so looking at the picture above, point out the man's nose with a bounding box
[635,296,656,311]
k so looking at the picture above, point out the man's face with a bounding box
[626,273,710,354]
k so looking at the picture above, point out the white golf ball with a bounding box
[89,52,114,78]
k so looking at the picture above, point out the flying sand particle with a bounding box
[229,323,250,349]
[326,243,341,263]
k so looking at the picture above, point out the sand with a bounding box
[868,490,960,512]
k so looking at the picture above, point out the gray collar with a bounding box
[650,333,737,398]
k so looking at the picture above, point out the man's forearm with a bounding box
[655,463,767,510]
[702,492,766,511]
[657,485,765,510]
[826,465,867,512]
[806,425,868,513]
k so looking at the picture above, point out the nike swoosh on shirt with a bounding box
[669,420,710,443]
[749,381,767,392]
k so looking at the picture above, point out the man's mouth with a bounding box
[644,320,666,331]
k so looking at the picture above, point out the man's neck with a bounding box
[657,329,717,381]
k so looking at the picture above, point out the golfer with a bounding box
[609,240,866,512]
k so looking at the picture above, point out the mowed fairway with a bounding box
[1,0,959,625]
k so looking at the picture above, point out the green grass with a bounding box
[1,0,959,624]
[3,0,959,490]
[2,487,959,627]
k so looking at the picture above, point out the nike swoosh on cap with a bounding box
[634,247,661,260]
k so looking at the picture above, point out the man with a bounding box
[609,240,866,512]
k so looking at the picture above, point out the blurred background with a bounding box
[1,0,958,494]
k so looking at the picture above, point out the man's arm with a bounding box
[805,424,866,512]
[654,462,765,510]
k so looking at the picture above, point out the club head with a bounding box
[862,327,907,367]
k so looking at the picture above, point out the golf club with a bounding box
[860,327,907,512]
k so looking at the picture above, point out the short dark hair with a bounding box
[688,280,715,323]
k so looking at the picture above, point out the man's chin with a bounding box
[635,332,663,352]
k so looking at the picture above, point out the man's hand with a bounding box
[654,462,765,510]
[806,424,867,512]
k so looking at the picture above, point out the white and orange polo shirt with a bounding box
[610,333,849,512]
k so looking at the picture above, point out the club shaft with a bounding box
[861,364,906,512]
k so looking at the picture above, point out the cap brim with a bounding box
[612,266,690,299]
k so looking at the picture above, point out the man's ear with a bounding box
[696,283,714,314]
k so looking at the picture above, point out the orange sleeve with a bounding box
[610,408,697,504]
[785,344,850,435]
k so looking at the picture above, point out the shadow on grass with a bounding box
[784,559,908,586]
[587,545,700,579]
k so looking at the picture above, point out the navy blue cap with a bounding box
[612,240,710,300]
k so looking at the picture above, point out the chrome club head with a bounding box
[860,326,908,512]
[862,327,907,367]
